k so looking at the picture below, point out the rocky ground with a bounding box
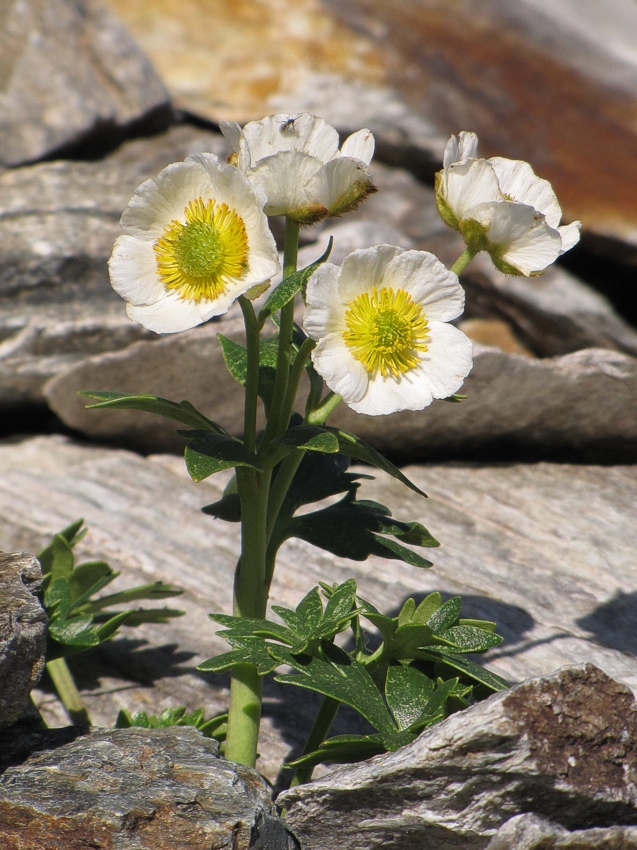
[1,1,636,848]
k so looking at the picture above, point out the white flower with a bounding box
[303,245,473,416]
[220,113,376,224]
[109,153,280,334]
[436,131,581,276]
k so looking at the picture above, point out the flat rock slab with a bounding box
[278,664,637,849]
[0,552,46,727]
[0,726,296,849]
[0,0,171,167]
[0,435,635,781]
[486,813,637,850]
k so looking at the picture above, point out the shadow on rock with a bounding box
[577,591,637,657]
[42,638,197,693]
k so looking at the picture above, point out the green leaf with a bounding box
[272,643,398,738]
[421,677,458,722]
[274,425,340,454]
[284,733,387,770]
[181,431,261,481]
[39,533,75,583]
[416,649,510,692]
[385,664,436,730]
[286,494,434,567]
[67,561,116,609]
[95,610,135,642]
[217,334,280,411]
[391,622,436,657]
[197,637,281,676]
[84,581,182,612]
[80,392,225,434]
[37,519,85,573]
[44,577,74,621]
[101,607,184,626]
[414,592,443,624]
[211,613,296,644]
[438,625,502,653]
[258,237,333,325]
[427,596,462,633]
[48,614,100,648]
[323,426,427,498]
[218,334,248,385]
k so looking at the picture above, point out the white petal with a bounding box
[340,129,375,165]
[308,157,374,216]
[336,244,405,302]
[304,264,344,339]
[219,121,242,155]
[126,292,212,334]
[382,250,465,322]
[489,157,562,227]
[120,161,214,242]
[238,113,340,164]
[558,221,581,254]
[108,235,163,306]
[474,201,562,275]
[443,131,479,168]
[311,335,369,403]
[414,322,474,400]
[442,158,502,220]
[350,369,433,416]
[247,152,324,216]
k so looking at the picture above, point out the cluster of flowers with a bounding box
[110,114,579,417]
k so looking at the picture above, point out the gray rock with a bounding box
[1,436,636,780]
[486,813,637,849]
[0,124,226,408]
[0,725,298,849]
[0,0,172,167]
[44,316,637,461]
[278,664,637,850]
[0,552,47,728]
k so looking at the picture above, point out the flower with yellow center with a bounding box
[109,153,280,333]
[221,113,376,224]
[304,245,473,415]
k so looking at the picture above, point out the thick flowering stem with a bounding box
[450,246,478,276]
[225,465,271,767]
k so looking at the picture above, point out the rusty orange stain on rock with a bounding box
[327,0,637,245]
[103,0,386,121]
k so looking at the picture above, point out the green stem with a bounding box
[224,466,271,767]
[450,246,478,276]
[289,696,341,787]
[46,657,91,726]
[239,295,260,453]
[264,218,300,441]
[306,392,343,425]
[278,336,315,440]
[265,449,304,551]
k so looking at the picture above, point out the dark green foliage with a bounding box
[38,519,183,661]
[199,579,509,772]
[116,706,228,741]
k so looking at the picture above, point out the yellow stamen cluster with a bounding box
[343,287,430,378]
[154,197,249,302]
